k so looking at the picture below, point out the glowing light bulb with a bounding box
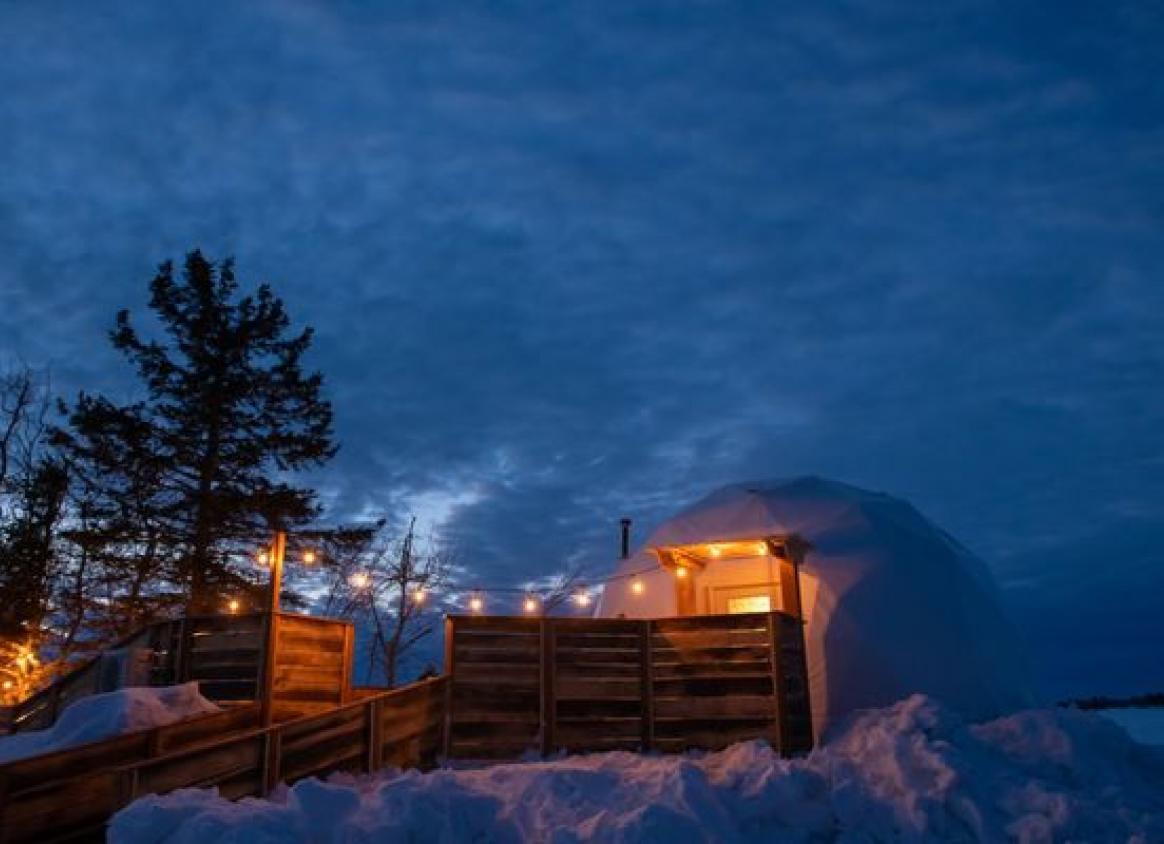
[412,588,427,604]
[228,598,240,613]
[469,595,484,613]
[675,566,688,579]
[630,578,645,595]
[257,550,269,565]
[2,680,12,690]
[755,542,768,556]
[574,590,592,608]
[349,571,371,590]
[302,549,317,564]
[523,596,539,614]
[708,545,722,557]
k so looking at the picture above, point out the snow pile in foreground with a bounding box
[0,683,219,764]
[112,695,1164,843]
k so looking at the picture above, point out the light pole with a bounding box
[266,530,288,615]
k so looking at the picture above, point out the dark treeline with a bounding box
[1059,693,1164,710]
[0,251,447,703]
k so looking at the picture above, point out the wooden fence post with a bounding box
[365,697,382,772]
[262,727,282,795]
[540,617,556,756]
[175,618,192,683]
[340,624,355,706]
[766,612,788,756]
[441,616,455,760]
[639,620,654,751]
[259,613,279,726]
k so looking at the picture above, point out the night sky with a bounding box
[1,2,1161,701]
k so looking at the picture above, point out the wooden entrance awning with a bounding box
[649,533,810,619]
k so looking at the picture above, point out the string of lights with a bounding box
[234,541,706,615]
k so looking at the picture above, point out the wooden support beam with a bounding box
[540,617,557,756]
[441,616,455,760]
[259,612,279,727]
[639,620,654,751]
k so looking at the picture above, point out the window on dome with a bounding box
[726,595,771,614]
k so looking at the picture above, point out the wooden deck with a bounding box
[0,610,813,842]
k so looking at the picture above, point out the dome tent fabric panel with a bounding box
[597,477,1034,735]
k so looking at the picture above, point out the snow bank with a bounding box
[1100,708,1164,747]
[0,683,219,764]
[111,695,1164,843]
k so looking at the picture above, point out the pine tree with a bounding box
[56,251,337,613]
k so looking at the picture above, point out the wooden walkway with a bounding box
[0,678,446,843]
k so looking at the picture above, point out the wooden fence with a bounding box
[444,611,813,760]
[0,677,446,844]
[8,612,354,734]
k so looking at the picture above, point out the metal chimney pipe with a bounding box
[619,518,632,559]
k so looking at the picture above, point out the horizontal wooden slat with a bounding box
[653,676,774,698]
[556,678,641,700]
[549,619,643,635]
[652,613,770,632]
[133,733,265,795]
[654,695,777,720]
[553,648,643,666]
[276,634,346,654]
[652,663,773,680]
[651,629,770,649]
[451,616,542,633]
[0,770,123,840]
[651,645,772,664]
[449,719,540,740]
[554,633,641,649]
[453,665,541,687]
[454,644,540,664]
[451,631,541,649]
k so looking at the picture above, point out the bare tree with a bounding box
[0,364,51,507]
[536,565,590,615]
[339,519,450,686]
[0,365,59,703]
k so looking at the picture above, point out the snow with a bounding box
[0,683,219,764]
[110,695,1164,843]
[598,478,1034,736]
[1100,708,1164,746]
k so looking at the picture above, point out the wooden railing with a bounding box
[0,677,446,844]
[444,611,813,760]
[7,612,355,734]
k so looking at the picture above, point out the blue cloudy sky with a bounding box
[1,1,1161,700]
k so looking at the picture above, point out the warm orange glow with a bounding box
[630,578,645,595]
[708,544,722,557]
[755,542,768,556]
[675,566,688,579]
[469,595,484,613]
[523,596,539,613]
[1,680,11,690]
[228,598,240,613]
[302,549,317,564]
[412,588,427,604]
[349,571,371,590]
[574,590,592,608]
[257,550,269,565]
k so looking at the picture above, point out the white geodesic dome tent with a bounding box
[596,477,1034,735]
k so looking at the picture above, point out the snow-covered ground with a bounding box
[0,683,218,764]
[1099,707,1164,747]
[112,694,1164,843]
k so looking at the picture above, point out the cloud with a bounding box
[1,0,1161,698]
